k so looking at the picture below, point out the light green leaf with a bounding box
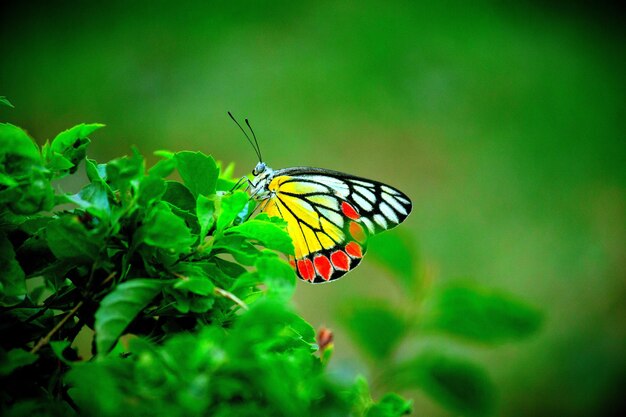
[0,96,15,108]
[197,194,216,239]
[174,277,215,296]
[216,191,249,232]
[175,151,219,197]
[95,279,164,354]
[338,300,406,360]
[421,283,543,344]
[369,230,418,293]
[227,218,294,255]
[256,255,296,300]
[49,123,104,175]
[0,123,40,161]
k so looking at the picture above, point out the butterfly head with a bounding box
[252,161,268,176]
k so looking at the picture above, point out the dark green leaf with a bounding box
[46,215,103,263]
[0,123,40,161]
[105,149,144,194]
[175,151,219,197]
[95,279,164,354]
[149,152,176,178]
[0,348,37,376]
[367,393,412,417]
[421,283,543,343]
[0,232,27,306]
[136,202,195,255]
[395,350,495,416]
[162,181,196,212]
[227,218,294,255]
[338,300,406,360]
[369,230,417,293]
[137,175,166,207]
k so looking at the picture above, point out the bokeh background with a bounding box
[1,1,624,415]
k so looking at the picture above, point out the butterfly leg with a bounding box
[229,176,252,193]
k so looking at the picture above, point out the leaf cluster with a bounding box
[0,115,409,417]
[340,232,544,416]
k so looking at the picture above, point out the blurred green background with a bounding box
[1,1,624,415]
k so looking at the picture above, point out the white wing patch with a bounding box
[382,192,408,215]
[353,193,373,212]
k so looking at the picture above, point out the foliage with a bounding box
[341,231,543,416]
[0,111,410,416]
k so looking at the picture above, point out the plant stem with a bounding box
[214,287,248,311]
[30,301,84,354]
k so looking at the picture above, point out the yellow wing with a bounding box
[260,170,411,283]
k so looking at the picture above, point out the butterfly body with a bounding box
[248,162,412,283]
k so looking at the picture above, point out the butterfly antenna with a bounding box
[245,118,263,163]
[228,111,262,162]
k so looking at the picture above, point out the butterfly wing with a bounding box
[260,167,412,283]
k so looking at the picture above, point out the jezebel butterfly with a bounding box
[229,113,412,283]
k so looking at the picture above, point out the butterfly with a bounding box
[229,112,412,283]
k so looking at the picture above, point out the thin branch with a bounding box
[30,301,83,354]
[29,271,117,354]
[214,287,248,311]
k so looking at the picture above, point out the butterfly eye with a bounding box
[253,162,266,176]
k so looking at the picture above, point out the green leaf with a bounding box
[46,215,103,263]
[175,151,219,197]
[0,348,37,376]
[227,218,294,255]
[48,123,103,175]
[136,201,195,255]
[162,181,196,212]
[95,279,164,354]
[137,175,166,207]
[216,191,249,232]
[0,123,40,161]
[149,153,176,178]
[367,393,412,417]
[174,277,215,296]
[256,255,296,300]
[0,96,15,108]
[106,149,144,195]
[338,300,406,360]
[70,181,111,218]
[50,341,73,364]
[421,283,543,344]
[395,350,494,416]
[196,194,216,239]
[369,230,417,293]
[0,232,27,306]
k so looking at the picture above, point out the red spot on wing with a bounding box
[330,250,350,271]
[297,259,316,281]
[345,241,363,258]
[314,255,333,281]
[349,221,367,243]
[289,258,296,269]
[341,202,360,220]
